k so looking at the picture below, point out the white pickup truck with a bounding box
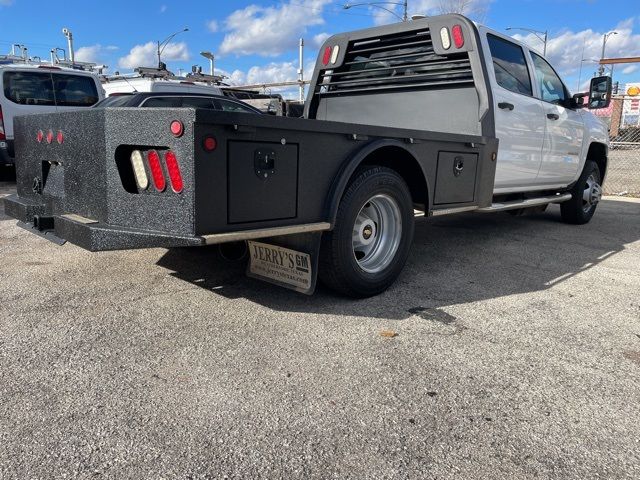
[5,14,612,297]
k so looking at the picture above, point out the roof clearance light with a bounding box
[170,120,184,137]
[46,130,54,144]
[130,150,149,190]
[203,136,217,152]
[36,130,44,143]
[440,27,451,50]
[452,24,465,48]
[56,131,64,145]
[322,46,332,66]
[164,151,184,194]
[331,45,340,64]
[147,150,166,192]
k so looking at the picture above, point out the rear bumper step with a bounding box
[477,193,572,213]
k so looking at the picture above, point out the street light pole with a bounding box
[598,31,618,76]
[157,27,189,69]
[200,51,215,76]
[506,27,548,56]
[343,2,408,22]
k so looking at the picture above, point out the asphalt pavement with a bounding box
[1,176,639,479]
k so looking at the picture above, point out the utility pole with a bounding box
[598,31,618,76]
[298,38,305,103]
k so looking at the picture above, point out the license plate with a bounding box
[247,241,312,293]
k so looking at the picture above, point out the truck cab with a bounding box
[476,26,608,194]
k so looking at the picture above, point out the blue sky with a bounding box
[1,0,639,95]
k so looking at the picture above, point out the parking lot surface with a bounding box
[1,179,639,479]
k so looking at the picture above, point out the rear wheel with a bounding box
[319,166,414,297]
[560,160,602,224]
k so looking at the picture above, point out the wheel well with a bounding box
[587,142,607,179]
[359,146,429,210]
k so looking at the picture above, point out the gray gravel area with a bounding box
[1,186,639,479]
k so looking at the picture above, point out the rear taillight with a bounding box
[0,106,6,141]
[322,46,332,66]
[164,151,183,193]
[203,136,217,152]
[452,24,464,48]
[130,150,149,190]
[147,150,166,192]
[170,120,184,137]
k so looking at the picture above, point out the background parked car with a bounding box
[93,92,262,114]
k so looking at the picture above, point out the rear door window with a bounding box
[3,71,99,106]
[139,97,183,108]
[52,74,99,106]
[3,71,55,105]
[180,97,218,109]
[217,99,258,113]
[487,34,533,96]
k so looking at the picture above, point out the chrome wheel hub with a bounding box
[582,173,602,212]
[352,194,402,274]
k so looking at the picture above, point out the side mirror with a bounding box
[570,93,587,109]
[588,76,612,109]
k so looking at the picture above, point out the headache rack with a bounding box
[316,28,474,96]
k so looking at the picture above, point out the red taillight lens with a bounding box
[203,136,217,152]
[46,130,54,144]
[170,120,184,137]
[147,150,166,192]
[322,46,332,66]
[36,130,44,143]
[56,131,64,144]
[164,151,183,193]
[452,25,464,48]
[0,106,5,141]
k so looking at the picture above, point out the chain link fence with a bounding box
[600,94,640,196]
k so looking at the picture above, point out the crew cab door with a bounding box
[529,52,585,184]
[484,33,546,191]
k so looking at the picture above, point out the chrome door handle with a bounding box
[547,113,559,120]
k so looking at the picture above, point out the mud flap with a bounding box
[246,231,322,295]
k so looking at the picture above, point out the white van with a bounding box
[102,76,223,97]
[0,63,104,165]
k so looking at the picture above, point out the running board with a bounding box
[477,194,572,213]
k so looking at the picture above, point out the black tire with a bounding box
[560,160,602,225]
[319,166,415,297]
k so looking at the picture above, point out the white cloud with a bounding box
[207,19,219,33]
[622,65,638,75]
[118,41,189,69]
[75,44,117,65]
[219,0,332,56]
[312,32,330,48]
[512,18,640,79]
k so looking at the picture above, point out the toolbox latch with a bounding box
[254,149,276,179]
